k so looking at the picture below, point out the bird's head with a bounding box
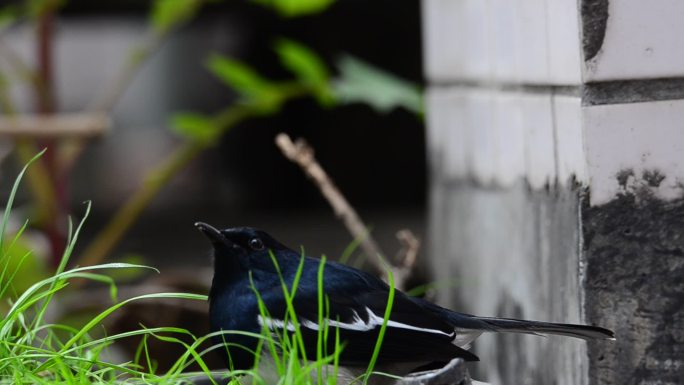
[195,222,294,276]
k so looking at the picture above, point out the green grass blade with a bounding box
[316,255,326,385]
[60,292,205,350]
[363,268,394,385]
[31,201,92,332]
[1,263,160,336]
[0,148,45,253]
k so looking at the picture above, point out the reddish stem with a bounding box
[37,12,55,114]
[36,10,66,266]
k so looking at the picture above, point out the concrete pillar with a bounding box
[423,1,684,384]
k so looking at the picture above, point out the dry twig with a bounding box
[275,133,420,290]
[394,229,421,289]
[0,113,109,138]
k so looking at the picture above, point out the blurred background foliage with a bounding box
[0,0,425,369]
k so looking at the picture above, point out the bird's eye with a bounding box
[248,238,264,250]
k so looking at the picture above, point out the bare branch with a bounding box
[393,229,421,285]
[275,133,386,266]
[275,133,421,289]
[396,229,420,269]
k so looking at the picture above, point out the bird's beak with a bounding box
[195,222,231,246]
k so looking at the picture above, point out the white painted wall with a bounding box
[584,100,684,205]
[423,0,684,384]
[583,1,684,81]
[423,0,582,85]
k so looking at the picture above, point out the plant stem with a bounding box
[0,45,55,237]
[89,34,161,113]
[77,105,256,267]
[78,142,201,267]
[76,81,313,267]
[35,7,66,266]
[36,11,56,114]
[59,28,183,182]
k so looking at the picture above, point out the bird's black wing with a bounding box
[257,261,478,367]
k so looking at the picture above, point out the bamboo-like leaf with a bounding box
[25,0,66,18]
[150,0,203,35]
[171,113,220,144]
[250,0,336,17]
[275,39,334,106]
[333,55,424,116]
[206,55,270,98]
[206,54,284,113]
[0,5,19,30]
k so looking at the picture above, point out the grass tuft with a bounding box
[1,152,394,385]
[0,153,213,385]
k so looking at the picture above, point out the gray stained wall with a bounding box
[423,1,684,384]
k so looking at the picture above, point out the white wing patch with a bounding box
[452,328,482,349]
[257,315,296,332]
[257,308,455,338]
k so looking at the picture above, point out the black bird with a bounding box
[196,223,614,383]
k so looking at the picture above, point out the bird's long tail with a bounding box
[472,316,615,340]
[410,297,615,341]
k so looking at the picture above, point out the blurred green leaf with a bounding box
[275,39,328,85]
[332,55,424,116]
[0,5,19,29]
[0,234,49,299]
[170,113,220,144]
[207,55,270,97]
[206,54,284,113]
[150,0,203,35]
[250,0,335,17]
[26,0,65,18]
[275,38,334,106]
[0,70,7,89]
